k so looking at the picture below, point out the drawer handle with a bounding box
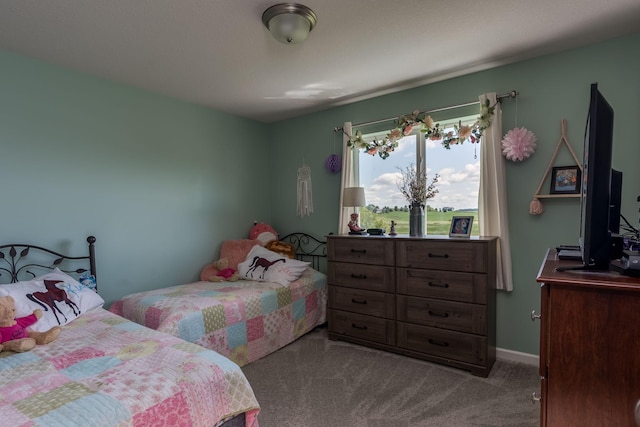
[351,273,367,280]
[351,298,367,305]
[428,310,449,318]
[428,281,449,289]
[428,253,449,259]
[428,339,449,347]
[350,249,367,255]
[351,323,368,331]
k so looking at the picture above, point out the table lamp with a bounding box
[343,187,367,235]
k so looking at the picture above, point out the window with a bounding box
[357,114,480,235]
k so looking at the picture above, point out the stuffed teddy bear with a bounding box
[0,295,61,353]
[200,257,240,282]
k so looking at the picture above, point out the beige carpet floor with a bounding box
[242,327,539,427]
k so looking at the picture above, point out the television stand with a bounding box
[535,249,640,426]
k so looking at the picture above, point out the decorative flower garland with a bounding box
[348,99,496,159]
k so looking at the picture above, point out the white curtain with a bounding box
[338,122,359,234]
[478,93,514,291]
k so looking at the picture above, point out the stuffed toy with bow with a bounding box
[200,258,240,282]
[0,295,61,353]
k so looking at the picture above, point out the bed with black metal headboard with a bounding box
[279,232,327,271]
[110,231,328,367]
[0,236,97,285]
[0,235,260,427]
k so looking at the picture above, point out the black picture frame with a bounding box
[550,166,582,194]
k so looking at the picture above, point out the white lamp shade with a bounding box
[343,187,366,208]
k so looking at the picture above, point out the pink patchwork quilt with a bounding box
[110,267,327,366]
[0,308,260,427]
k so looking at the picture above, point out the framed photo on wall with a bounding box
[449,216,473,238]
[550,166,581,194]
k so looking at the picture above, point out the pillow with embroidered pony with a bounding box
[237,245,309,286]
[0,268,104,332]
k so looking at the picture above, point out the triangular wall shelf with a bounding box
[530,119,582,215]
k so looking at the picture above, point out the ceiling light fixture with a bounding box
[262,3,317,44]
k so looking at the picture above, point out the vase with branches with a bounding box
[397,163,439,236]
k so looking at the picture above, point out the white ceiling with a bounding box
[1,1,639,123]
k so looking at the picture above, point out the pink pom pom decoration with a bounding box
[501,127,537,162]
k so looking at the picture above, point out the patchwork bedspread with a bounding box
[0,308,260,427]
[109,267,327,366]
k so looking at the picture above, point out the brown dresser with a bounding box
[327,234,497,377]
[535,250,640,427]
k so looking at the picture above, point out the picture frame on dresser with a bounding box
[449,216,473,238]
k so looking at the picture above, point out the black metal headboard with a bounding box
[0,236,96,284]
[279,232,327,271]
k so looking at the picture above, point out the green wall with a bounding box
[1,33,638,356]
[0,50,271,305]
[269,33,640,355]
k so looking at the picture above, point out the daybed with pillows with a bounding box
[0,237,260,427]
[110,227,328,367]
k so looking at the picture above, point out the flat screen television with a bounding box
[578,83,615,270]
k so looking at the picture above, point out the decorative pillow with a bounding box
[219,239,261,270]
[237,245,309,286]
[0,268,105,332]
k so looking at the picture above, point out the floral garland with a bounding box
[348,99,496,159]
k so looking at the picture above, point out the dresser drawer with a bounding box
[329,286,395,319]
[397,268,488,304]
[396,240,487,273]
[329,309,395,345]
[397,322,487,365]
[328,238,394,265]
[397,295,487,335]
[328,262,395,292]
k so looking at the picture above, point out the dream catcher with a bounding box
[297,161,313,218]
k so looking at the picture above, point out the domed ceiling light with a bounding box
[262,3,318,44]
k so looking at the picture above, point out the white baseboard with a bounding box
[496,347,539,366]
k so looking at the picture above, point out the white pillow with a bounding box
[0,268,105,332]
[237,245,309,286]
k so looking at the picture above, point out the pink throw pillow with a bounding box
[220,239,261,270]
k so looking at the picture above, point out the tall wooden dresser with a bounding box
[327,234,497,377]
[535,250,640,427]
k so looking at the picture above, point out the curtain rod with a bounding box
[333,90,518,132]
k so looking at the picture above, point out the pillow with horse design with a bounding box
[237,245,309,286]
[0,268,105,332]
